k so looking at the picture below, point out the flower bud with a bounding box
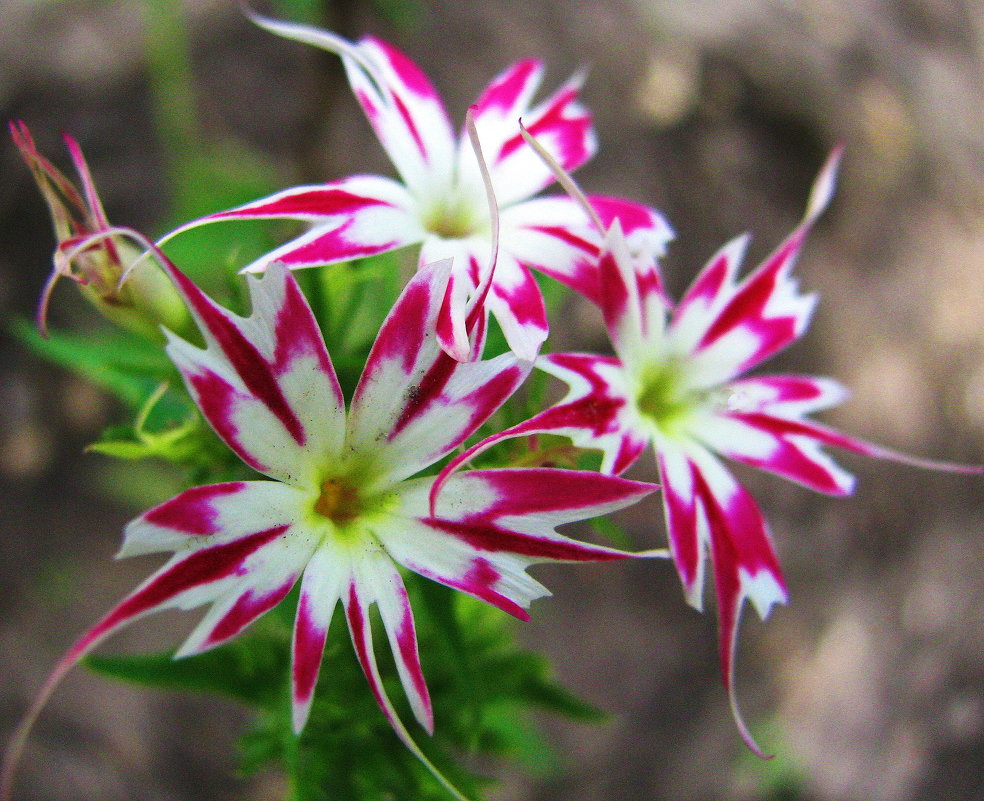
[11,120,191,342]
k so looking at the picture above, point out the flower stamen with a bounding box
[314,478,362,525]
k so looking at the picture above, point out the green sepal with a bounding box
[87,415,205,464]
[85,381,225,470]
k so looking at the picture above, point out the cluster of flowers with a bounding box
[6,13,977,800]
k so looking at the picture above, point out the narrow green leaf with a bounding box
[11,319,175,407]
[84,632,289,710]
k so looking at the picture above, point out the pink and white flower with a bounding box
[434,148,982,753]
[162,15,672,361]
[4,254,656,798]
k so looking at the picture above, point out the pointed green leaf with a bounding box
[84,630,289,710]
[12,319,175,408]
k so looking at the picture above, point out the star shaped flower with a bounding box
[162,14,672,362]
[5,251,656,798]
[433,148,982,753]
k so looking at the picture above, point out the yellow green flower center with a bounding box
[422,194,482,240]
[310,472,399,548]
[314,478,363,527]
[635,361,698,433]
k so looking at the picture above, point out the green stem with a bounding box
[283,719,304,801]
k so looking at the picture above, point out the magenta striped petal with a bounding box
[106,481,313,663]
[291,588,331,731]
[419,233,491,363]
[726,374,849,416]
[341,580,429,747]
[339,578,469,801]
[349,259,450,443]
[531,353,646,475]
[290,547,347,732]
[513,78,595,172]
[120,481,302,558]
[499,196,599,299]
[485,254,548,361]
[348,261,530,483]
[66,523,293,667]
[659,444,786,756]
[341,574,469,800]
[668,235,746,354]
[597,224,647,357]
[655,445,703,605]
[434,260,469,363]
[204,177,409,223]
[420,242,481,363]
[426,513,630,565]
[724,410,984,479]
[360,550,433,732]
[421,468,655,614]
[414,555,534,620]
[161,262,345,485]
[418,468,656,609]
[140,483,248,539]
[673,150,841,387]
[463,57,593,207]
[345,37,456,196]
[593,196,674,317]
[691,228,817,381]
[715,376,981,478]
[660,445,787,617]
[694,458,786,611]
[575,218,673,363]
[488,76,596,206]
[592,195,674,250]
[383,349,528,483]
[698,470,784,758]
[472,58,543,120]
[243,217,407,273]
[499,194,672,308]
[385,470,656,621]
[443,468,656,531]
[383,513,541,622]
[158,176,421,274]
[343,580,416,742]
[709,412,855,495]
[432,352,646,499]
[177,570,300,657]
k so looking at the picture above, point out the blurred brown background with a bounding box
[2,1,983,799]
